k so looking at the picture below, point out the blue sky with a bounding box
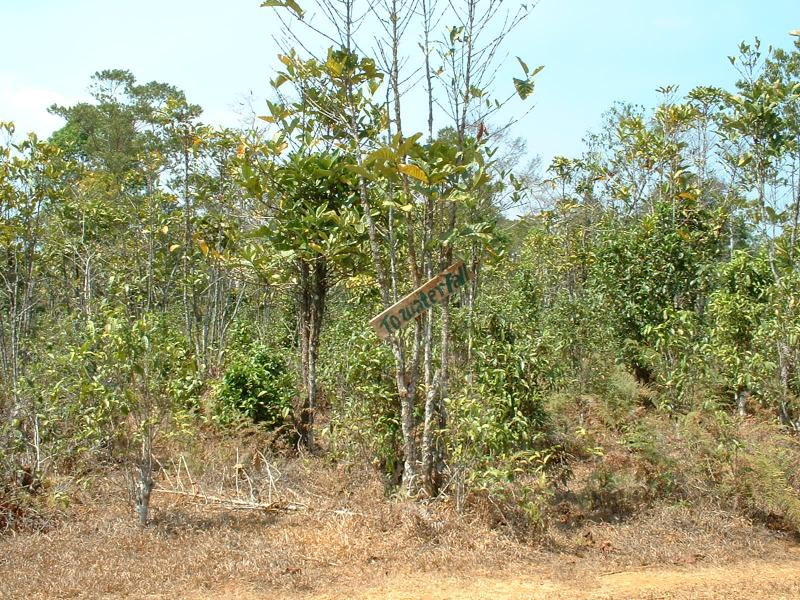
[1,0,798,170]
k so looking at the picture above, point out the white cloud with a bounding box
[0,79,82,139]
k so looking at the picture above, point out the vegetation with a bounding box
[2,2,800,554]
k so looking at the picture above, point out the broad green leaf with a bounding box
[272,74,289,89]
[368,147,396,165]
[765,206,780,223]
[397,132,423,156]
[513,78,535,100]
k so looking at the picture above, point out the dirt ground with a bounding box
[2,463,799,599]
[295,559,800,600]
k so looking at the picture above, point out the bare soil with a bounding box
[293,559,800,600]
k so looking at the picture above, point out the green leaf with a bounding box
[367,147,396,165]
[765,206,781,223]
[397,132,423,156]
[513,78,535,100]
[272,74,289,89]
[368,78,382,96]
[516,56,529,76]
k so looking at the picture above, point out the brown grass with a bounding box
[2,437,799,600]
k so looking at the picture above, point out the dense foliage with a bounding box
[2,2,800,530]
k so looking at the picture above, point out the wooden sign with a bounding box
[369,260,471,340]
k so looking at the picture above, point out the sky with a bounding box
[0,0,798,170]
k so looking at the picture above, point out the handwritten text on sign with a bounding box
[369,260,470,339]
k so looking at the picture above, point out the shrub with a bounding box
[216,345,294,427]
[319,308,401,481]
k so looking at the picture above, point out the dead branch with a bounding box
[153,487,307,513]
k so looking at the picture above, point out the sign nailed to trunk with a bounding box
[370,260,471,340]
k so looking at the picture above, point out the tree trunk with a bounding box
[295,259,328,450]
[135,428,154,527]
[421,369,441,496]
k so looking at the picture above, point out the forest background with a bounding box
[2,0,800,550]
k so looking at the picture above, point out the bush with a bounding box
[216,345,294,427]
[319,306,401,480]
[446,328,570,514]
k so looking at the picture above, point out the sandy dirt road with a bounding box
[193,557,800,600]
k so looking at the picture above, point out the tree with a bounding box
[240,148,364,447]
[260,0,541,494]
[0,124,69,468]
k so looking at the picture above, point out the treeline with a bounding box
[2,1,800,527]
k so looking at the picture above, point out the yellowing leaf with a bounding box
[169,244,181,252]
[397,163,429,184]
[161,225,169,235]
[326,56,344,76]
[197,239,209,256]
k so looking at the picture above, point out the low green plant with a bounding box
[319,307,400,480]
[216,344,294,427]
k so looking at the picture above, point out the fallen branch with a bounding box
[153,487,307,512]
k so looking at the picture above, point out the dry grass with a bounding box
[2,437,799,600]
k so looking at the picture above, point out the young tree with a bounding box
[261,0,540,493]
[240,148,365,448]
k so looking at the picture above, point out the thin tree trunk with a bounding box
[421,369,441,495]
